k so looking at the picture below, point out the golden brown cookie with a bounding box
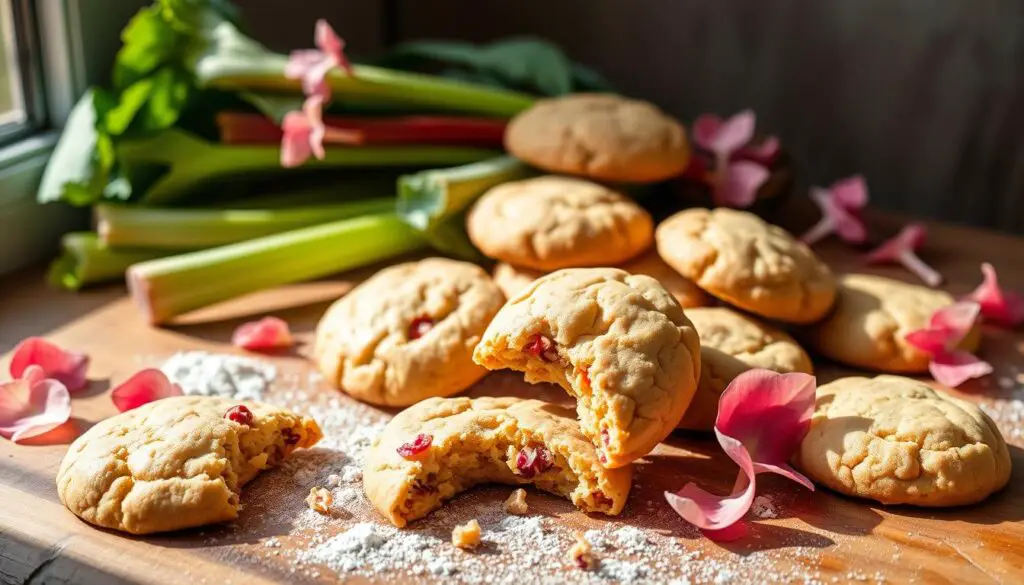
[493,251,708,309]
[504,94,690,183]
[807,274,979,372]
[56,396,322,534]
[363,397,633,527]
[313,258,505,406]
[678,307,814,431]
[794,375,1011,506]
[656,208,836,323]
[473,268,701,468]
[467,176,653,271]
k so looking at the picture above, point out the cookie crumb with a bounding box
[568,532,597,570]
[306,486,333,514]
[503,488,529,515]
[752,495,778,519]
[451,519,482,550]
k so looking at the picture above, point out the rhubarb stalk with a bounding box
[96,198,393,249]
[127,213,426,324]
[48,233,170,291]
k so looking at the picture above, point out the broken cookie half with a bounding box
[363,396,632,527]
[57,395,321,534]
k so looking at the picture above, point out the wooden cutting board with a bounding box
[2,209,1023,584]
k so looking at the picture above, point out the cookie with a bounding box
[656,208,836,323]
[794,375,1011,506]
[678,307,814,431]
[492,251,708,309]
[504,94,690,183]
[313,258,505,406]
[473,268,701,467]
[467,176,653,271]
[807,274,979,372]
[56,396,322,534]
[363,396,633,527]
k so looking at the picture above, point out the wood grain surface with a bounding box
[1,208,1023,584]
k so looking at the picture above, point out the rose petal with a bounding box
[110,369,183,412]
[692,114,724,152]
[865,223,942,287]
[965,263,1024,327]
[829,175,869,209]
[715,160,769,208]
[904,328,954,355]
[0,365,71,443]
[803,187,866,245]
[716,370,817,465]
[737,136,780,165]
[9,337,90,392]
[929,301,980,337]
[929,350,993,388]
[707,110,756,155]
[314,19,352,74]
[232,317,294,351]
[665,434,757,531]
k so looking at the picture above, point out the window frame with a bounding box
[0,0,145,276]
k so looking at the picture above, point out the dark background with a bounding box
[160,1,1024,232]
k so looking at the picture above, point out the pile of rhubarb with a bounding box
[38,0,612,324]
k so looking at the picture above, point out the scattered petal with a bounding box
[110,369,183,412]
[715,160,769,208]
[865,223,943,287]
[280,96,362,168]
[665,370,816,535]
[929,350,994,388]
[801,176,869,246]
[9,337,89,392]
[284,19,351,102]
[232,317,294,351]
[965,263,1024,327]
[737,136,780,165]
[0,365,71,443]
[905,301,990,387]
[694,110,756,155]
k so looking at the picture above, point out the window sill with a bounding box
[0,131,87,276]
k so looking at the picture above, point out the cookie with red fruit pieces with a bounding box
[313,258,505,406]
[473,268,701,468]
[56,396,321,534]
[363,396,632,527]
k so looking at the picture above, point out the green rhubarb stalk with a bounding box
[397,156,534,259]
[128,213,425,324]
[194,21,535,117]
[96,198,393,249]
[119,129,498,205]
[48,232,171,291]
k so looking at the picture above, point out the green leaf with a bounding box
[383,36,609,96]
[37,89,117,205]
[113,5,179,90]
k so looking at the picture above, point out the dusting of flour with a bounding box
[161,351,275,400]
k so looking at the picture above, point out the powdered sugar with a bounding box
[161,351,275,400]
[752,495,778,519]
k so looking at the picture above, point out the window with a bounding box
[0,0,42,145]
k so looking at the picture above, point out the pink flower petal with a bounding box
[701,110,756,156]
[929,301,981,337]
[232,317,294,351]
[0,365,71,443]
[314,19,352,74]
[737,135,780,165]
[904,328,954,355]
[829,175,869,209]
[965,263,1024,327]
[865,223,943,287]
[9,337,89,392]
[280,110,314,168]
[110,369,183,413]
[801,187,867,246]
[284,20,351,103]
[666,370,817,535]
[929,350,993,388]
[715,160,769,208]
[716,370,817,465]
[665,434,757,531]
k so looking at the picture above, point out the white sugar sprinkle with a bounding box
[752,495,778,519]
[161,351,275,400]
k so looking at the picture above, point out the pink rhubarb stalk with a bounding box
[232,316,294,351]
[110,369,184,412]
[665,370,816,537]
[905,301,992,387]
[281,96,364,168]
[284,19,353,102]
[9,337,89,392]
[864,223,943,287]
[218,112,507,148]
[0,365,71,443]
[801,175,869,246]
[691,110,779,208]
[964,263,1024,327]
